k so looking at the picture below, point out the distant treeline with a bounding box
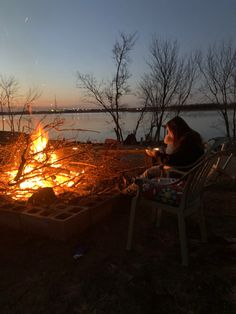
[2,103,234,115]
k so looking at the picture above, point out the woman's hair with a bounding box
[166,116,202,147]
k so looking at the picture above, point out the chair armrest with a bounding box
[163,165,187,176]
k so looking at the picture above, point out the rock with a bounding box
[28,187,57,206]
[123,133,137,145]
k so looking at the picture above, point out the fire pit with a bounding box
[0,124,146,240]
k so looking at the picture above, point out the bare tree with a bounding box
[76,32,137,142]
[0,76,19,132]
[198,40,236,139]
[0,90,6,131]
[132,102,147,138]
[232,68,236,139]
[17,87,41,132]
[138,74,160,142]
[174,51,200,115]
[139,38,197,142]
[0,75,41,133]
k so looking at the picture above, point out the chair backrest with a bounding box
[180,152,220,211]
[206,137,230,152]
[206,137,235,183]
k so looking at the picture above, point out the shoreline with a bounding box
[1,103,235,116]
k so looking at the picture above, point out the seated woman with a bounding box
[120,116,205,203]
[141,115,205,180]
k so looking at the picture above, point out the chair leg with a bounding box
[198,203,207,243]
[155,208,162,228]
[178,213,188,266]
[126,195,138,250]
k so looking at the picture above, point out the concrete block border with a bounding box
[0,192,121,241]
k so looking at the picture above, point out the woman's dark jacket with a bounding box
[157,131,204,168]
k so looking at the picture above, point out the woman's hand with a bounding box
[145,147,160,158]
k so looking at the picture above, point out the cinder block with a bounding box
[44,207,91,241]
[0,193,120,241]
[19,212,50,237]
[11,205,26,212]
[0,210,21,229]
[27,207,42,214]
[55,212,73,220]
[90,193,120,224]
[39,210,52,217]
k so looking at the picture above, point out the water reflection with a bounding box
[0,111,229,142]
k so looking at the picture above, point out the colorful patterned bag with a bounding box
[141,178,185,206]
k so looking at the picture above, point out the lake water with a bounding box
[0,110,230,143]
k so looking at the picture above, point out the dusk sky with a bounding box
[0,0,236,108]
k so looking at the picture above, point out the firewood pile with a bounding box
[0,124,147,203]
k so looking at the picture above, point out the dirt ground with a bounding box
[0,177,235,314]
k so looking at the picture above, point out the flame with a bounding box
[30,126,48,162]
[7,125,83,200]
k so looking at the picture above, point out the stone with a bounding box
[28,187,57,206]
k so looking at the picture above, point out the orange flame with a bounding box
[30,126,48,162]
[7,125,83,200]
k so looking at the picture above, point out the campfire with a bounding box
[3,125,87,200]
[0,122,146,203]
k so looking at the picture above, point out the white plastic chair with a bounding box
[205,138,234,184]
[164,138,234,182]
[126,152,221,266]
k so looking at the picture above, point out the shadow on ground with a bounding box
[0,185,235,314]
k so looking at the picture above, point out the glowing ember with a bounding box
[6,125,84,200]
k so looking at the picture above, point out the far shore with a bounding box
[1,103,234,116]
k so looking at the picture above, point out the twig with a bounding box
[68,161,97,168]
[12,136,30,184]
